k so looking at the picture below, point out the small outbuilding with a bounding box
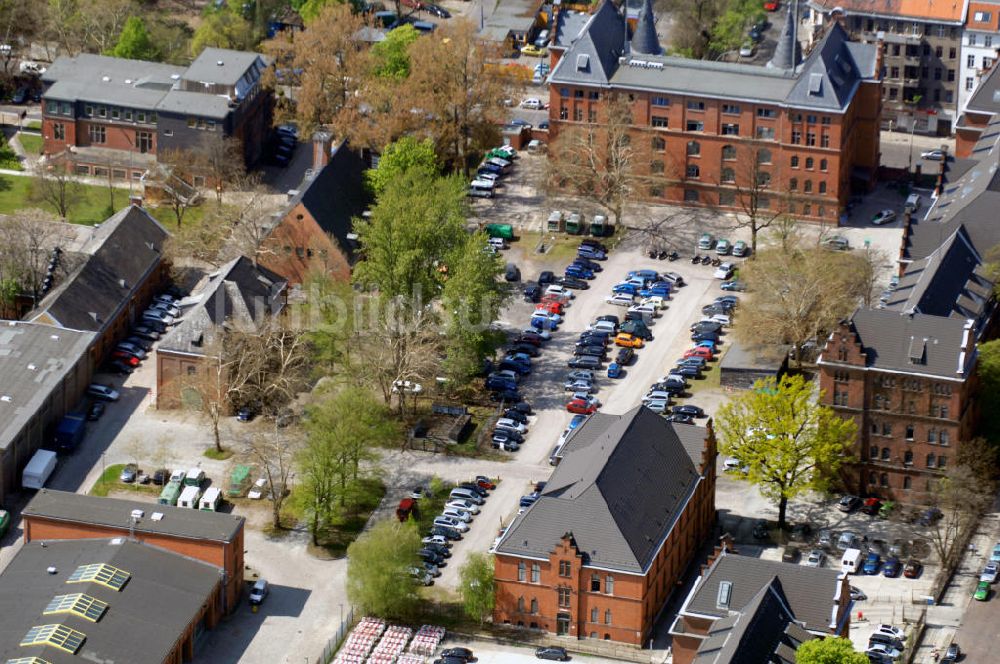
[719,342,790,389]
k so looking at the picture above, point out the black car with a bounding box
[517,332,545,346]
[752,520,770,539]
[691,321,723,334]
[616,347,635,365]
[11,86,28,104]
[651,382,685,395]
[574,345,607,358]
[124,336,153,352]
[701,305,729,317]
[505,263,521,282]
[572,257,602,272]
[105,360,134,375]
[507,400,532,416]
[419,548,446,566]
[151,468,169,485]
[523,283,541,302]
[502,408,529,424]
[666,413,695,424]
[431,525,462,541]
[538,271,556,286]
[489,389,522,403]
[237,407,254,422]
[691,332,719,343]
[510,343,540,358]
[440,647,474,661]
[596,314,619,326]
[715,295,739,307]
[673,404,706,418]
[558,276,589,290]
[458,482,489,497]
[677,357,707,368]
[493,427,523,443]
[580,239,608,252]
[434,658,468,664]
[424,542,452,558]
[536,646,570,661]
[674,365,701,378]
[577,333,610,346]
[87,401,106,421]
[424,3,451,18]
[621,323,653,341]
[568,355,603,369]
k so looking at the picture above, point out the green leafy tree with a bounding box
[109,16,158,60]
[297,0,338,23]
[371,24,419,79]
[715,375,857,528]
[459,552,495,625]
[191,8,255,55]
[364,136,440,196]
[441,231,506,385]
[710,0,765,54]
[796,637,868,664]
[346,519,422,619]
[977,339,1000,440]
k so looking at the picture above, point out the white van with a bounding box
[468,180,495,198]
[178,485,203,509]
[841,548,863,574]
[199,487,222,511]
[905,193,921,214]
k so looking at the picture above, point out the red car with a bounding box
[764,0,779,10]
[475,476,497,490]
[566,398,598,414]
[541,293,570,306]
[111,350,140,366]
[536,301,565,315]
[683,347,714,360]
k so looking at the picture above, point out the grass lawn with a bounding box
[17,132,42,155]
[89,464,159,498]
[686,351,725,395]
[284,478,388,558]
[0,143,22,171]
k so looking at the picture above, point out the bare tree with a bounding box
[223,181,282,266]
[29,166,84,219]
[150,148,203,227]
[0,208,67,302]
[242,429,298,529]
[729,145,787,255]
[549,94,640,231]
[855,244,891,308]
[225,319,311,417]
[196,135,246,204]
[180,335,231,454]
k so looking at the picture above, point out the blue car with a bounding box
[498,360,530,375]
[627,269,659,281]
[882,557,901,578]
[568,414,586,430]
[613,283,640,295]
[696,340,717,350]
[639,286,671,298]
[607,361,622,378]
[565,265,594,279]
[572,258,602,272]
[578,247,607,260]
[485,377,517,391]
[863,552,881,575]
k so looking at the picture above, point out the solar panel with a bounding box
[5,657,53,664]
[67,563,130,591]
[19,625,86,654]
[43,594,108,622]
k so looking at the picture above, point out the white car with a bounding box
[643,390,672,403]
[982,561,1000,583]
[872,624,905,641]
[445,499,480,515]
[866,644,901,660]
[441,507,472,523]
[564,379,595,393]
[706,313,731,325]
[248,477,268,500]
[433,516,469,532]
[423,535,450,548]
[545,284,574,299]
[871,209,897,226]
[713,262,735,279]
[496,417,526,433]
[606,294,635,307]
[804,549,826,567]
[642,296,668,309]
[87,384,120,401]
[723,457,747,473]
[645,398,669,413]
[391,380,423,394]
[628,303,658,317]
[520,97,543,110]
[921,149,945,160]
[589,320,617,334]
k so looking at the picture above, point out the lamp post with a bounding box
[904,95,923,177]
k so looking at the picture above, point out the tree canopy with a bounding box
[715,375,857,528]
[346,519,422,619]
[371,24,419,79]
[977,339,1000,439]
[365,136,440,196]
[795,638,868,664]
[109,16,158,60]
[459,553,496,624]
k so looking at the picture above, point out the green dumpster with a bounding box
[485,223,514,240]
[590,214,611,237]
[565,213,583,235]
[228,465,251,497]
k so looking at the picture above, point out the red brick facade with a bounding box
[259,200,353,286]
[817,321,978,503]
[493,427,717,645]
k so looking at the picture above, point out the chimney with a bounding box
[312,131,334,171]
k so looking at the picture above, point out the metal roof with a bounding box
[41,54,184,109]
[495,406,707,573]
[23,490,244,543]
[0,539,220,664]
[718,342,791,373]
[155,89,232,119]
[182,48,265,87]
[0,323,94,453]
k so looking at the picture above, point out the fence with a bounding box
[448,627,668,664]
[315,606,356,664]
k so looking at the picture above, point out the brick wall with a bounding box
[259,202,352,285]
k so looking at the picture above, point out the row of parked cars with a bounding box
[468,145,517,198]
[104,291,182,375]
[411,478,498,585]
[697,232,750,258]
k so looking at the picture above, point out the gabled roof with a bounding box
[0,538,219,664]
[495,406,706,573]
[23,489,244,543]
[683,551,842,634]
[845,309,974,378]
[964,63,1000,116]
[287,142,370,262]
[630,0,661,56]
[29,206,168,333]
[552,9,591,49]
[549,0,627,88]
[158,256,287,356]
[693,579,814,664]
[785,24,868,110]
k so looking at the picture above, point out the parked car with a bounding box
[721,280,747,292]
[863,552,882,574]
[921,149,946,160]
[713,262,735,279]
[715,239,732,255]
[87,384,120,401]
[981,561,999,583]
[119,463,138,483]
[871,209,897,226]
[535,646,570,661]
[131,325,160,341]
[804,549,826,567]
[249,579,269,605]
[732,240,749,257]
[838,495,862,512]
[883,557,901,577]
[975,580,991,600]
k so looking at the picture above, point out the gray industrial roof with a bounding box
[182,47,265,87]
[683,551,842,634]
[965,64,1000,116]
[719,342,791,373]
[479,0,543,40]
[42,53,184,108]
[495,406,708,573]
[156,89,232,119]
[550,2,875,112]
[159,256,286,356]
[29,206,169,333]
[0,538,219,664]
[0,323,94,453]
[23,489,245,543]
[847,309,974,379]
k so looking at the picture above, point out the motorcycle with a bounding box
[701,255,712,265]
[667,251,679,261]
[691,254,702,264]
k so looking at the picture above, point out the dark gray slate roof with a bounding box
[158,256,286,356]
[42,53,184,108]
[23,489,244,543]
[630,0,661,56]
[552,9,591,49]
[156,89,232,119]
[847,309,974,379]
[693,579,814,664]
[495,406,706,573]
[29,206,168,333]
[0,538,219,664]
[0,323,94,453]
[768,5,802,70]
[719,342,791,373]
[287,142,371,262]
[683,552,841,634]
[551,8,874,112]
[182,47,265,88]
[964,61,1000,116]
[885,228,994,322]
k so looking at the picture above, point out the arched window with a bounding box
[804,180,813,193]
[820,158,828,171]
[605,609,612,625]
[531,598,538,613]
[650,160,665,174]
[789,177,798,191]
[881,447,890,460]
[805,157,814,169]
[756,171,771,186]
[757,148,772,164]
[686,164,700,178]
[721,167,735,183]
[518,597,525,612]
[687,140,701,156]
[903,476,912,489]
[791,155,799,168]
[722,144,737,160]
[819,181,827,194]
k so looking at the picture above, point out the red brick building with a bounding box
[22,489,246,612]
[493,406,716,645]
[546,0,881,223]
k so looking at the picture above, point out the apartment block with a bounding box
[959,1,1000,113]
